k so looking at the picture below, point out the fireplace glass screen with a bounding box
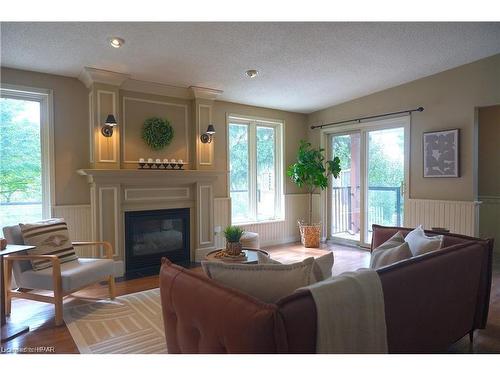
[131,218,184,256]
[125,208,190,273]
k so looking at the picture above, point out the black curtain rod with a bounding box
[310,106,424,130]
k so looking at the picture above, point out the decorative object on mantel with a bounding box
[287,140,341,248]
[223,225,245,257]
[138,157,185,170]
[101,114,117,137]
[0,238,6,250]
[200,124,216,144]
[423,129,460,178]
[142,117,174,150]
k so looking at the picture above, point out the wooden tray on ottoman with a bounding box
[205,248,269,264]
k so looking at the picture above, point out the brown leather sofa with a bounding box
[159,225,493,353]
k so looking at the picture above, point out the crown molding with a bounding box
[78,67,130,88]
[78,67,224,101]
[190,86,223,100]
[121,79,193,99]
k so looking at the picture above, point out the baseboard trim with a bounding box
[260,236,300,247]
[114,260,125,277]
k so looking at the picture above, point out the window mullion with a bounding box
[275,124,282,220]
[248,122,257,222]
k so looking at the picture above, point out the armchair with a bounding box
[2,224,116,326]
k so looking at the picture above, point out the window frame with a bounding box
[0,84,55,220]
[226,114,284,225]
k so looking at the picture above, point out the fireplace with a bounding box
[124,208,190,274]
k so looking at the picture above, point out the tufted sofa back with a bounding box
[159,258,288,353]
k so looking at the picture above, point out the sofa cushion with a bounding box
[257,252,334,283]
[201,257,315,303]
[370,232,412,269]
[405,225,443,256]
[20,218,78,271]
[18,258,114,292]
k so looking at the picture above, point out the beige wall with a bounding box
[1,68,308,206]
[5,54,499,206]
[212,100,308,196]
[477,105,500,254]
[478,105,500,197]
[307,54,500,201]
[1,67,90,205]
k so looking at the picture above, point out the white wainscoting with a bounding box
[52,204,94,257]
[214,194,315,249]
[404,198,480,237]
[478,196,500,254]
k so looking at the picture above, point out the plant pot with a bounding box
[225,241,243,256]
[299,223,321,248]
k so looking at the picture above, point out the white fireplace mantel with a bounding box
[77,168,228,273]
[77,168,226,183]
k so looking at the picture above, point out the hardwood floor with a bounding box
[1,242,499,354]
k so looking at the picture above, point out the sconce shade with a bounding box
[102,114,117,137]
[206,124,215,134]
[105,114,117,126]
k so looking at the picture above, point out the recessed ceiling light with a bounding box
[109,37,125,48]
[245,69,259,78]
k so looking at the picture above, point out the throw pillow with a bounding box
[404,225,443,256]
[257,251,334,283]
[370,232,412,269]
[20,218,78,271]
[201,257,315,303]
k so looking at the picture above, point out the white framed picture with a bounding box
[423,129,460,178]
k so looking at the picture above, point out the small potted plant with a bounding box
[223,225,245,256]
[287,140,341,248]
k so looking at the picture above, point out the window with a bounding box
[0,85,53,228]
[228,115,283,224]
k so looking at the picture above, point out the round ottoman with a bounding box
[240,231,260,249]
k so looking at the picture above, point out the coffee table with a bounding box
[205,248,269,264]
[1,244,35,343]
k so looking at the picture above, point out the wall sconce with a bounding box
[101,114,117,137]
[200,124,215,143]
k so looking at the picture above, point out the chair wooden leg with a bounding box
[4,259,13,316]
[108,275,116,300]
[54,297,63,326]
[52,261,64,326]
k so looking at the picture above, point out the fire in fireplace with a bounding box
[124,208,190,274]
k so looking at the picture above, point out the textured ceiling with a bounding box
[1,22,500,113]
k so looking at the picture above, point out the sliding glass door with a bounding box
[365,127,405,244]
[328,117,409,247]
[330,132,361,242]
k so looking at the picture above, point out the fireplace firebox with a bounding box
[124,208,190,274]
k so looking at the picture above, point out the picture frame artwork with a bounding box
[423,128,459,178]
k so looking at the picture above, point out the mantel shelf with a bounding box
[77,168,228,184]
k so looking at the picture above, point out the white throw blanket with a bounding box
[304,268,388,354]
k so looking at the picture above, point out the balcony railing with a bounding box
[332,186,402,234]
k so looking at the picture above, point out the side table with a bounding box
[1,244,35,343]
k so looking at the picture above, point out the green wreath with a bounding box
[142,117,174,151]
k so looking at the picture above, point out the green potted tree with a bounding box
[287,140,341,247]
[223,225,245,256]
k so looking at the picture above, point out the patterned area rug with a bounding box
[64,288,167,354]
